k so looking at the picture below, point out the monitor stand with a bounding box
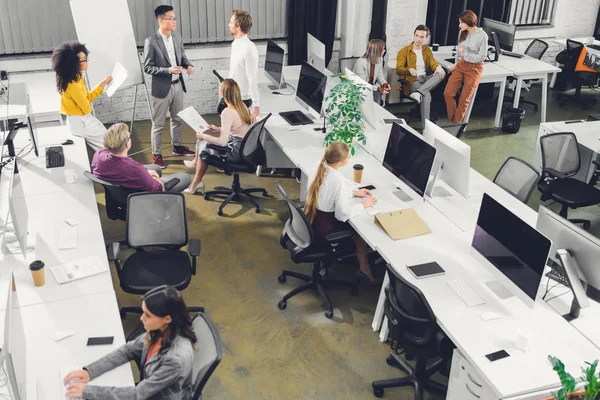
[425,160,443,197]
[556,249,590,321]
[393,188,413,202]
[268,75,288,91]
[485,280,514,300]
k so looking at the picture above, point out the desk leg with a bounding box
[372,272,389,332]
[494,79,507,128]
[541,75,548,123]
[379,318,389,342]
[300,171,309,201]
[464,86,479,123]
[550,71,557,89]
[512,78,523,109]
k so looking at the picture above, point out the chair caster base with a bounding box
[278,301,287,310]
[373,387,384,398]
[324,309,334,319]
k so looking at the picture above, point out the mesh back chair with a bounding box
[338,56,360,73]
[191,312,223,400]
[275,184,357,319]
[84,171,136,221]
[493,157,540,203]
[557,40,599,109]
[538,132,600,229]
[503,39,549,111]
[107,192,204,324]
[372,267,453,399]
[203,114,272,216]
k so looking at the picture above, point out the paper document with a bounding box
[105,62,128,97]
[178,106,210,132]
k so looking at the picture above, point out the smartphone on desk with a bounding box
[485,349,510,362]
[359,185,376,191]
[87,336,114,346]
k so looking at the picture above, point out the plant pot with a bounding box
[542,389,585,400]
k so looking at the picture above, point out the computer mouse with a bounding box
[62,139,74,145]
[480,312,499,321]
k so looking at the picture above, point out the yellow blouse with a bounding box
[60,77,103,116]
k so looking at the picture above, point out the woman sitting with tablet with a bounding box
[304,142,378,282]
[64,286,197,399]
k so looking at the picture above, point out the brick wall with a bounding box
[94,39,340,124]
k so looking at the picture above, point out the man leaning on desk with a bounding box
[396,24,446,122]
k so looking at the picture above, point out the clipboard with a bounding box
[374,208,431,240]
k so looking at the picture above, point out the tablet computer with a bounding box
[407,262,445,279]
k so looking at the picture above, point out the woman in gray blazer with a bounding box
[352,39,391,104]
[64,286,198,400]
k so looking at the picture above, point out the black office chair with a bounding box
[339,56,360,73]
[83,171,135,221]
[372,267,453,399]
[191,311,223,400]
[397,76,421,123]
[203,114,271,216]
[503,39,549,111]
[438,122,468,139]
[493,157,540,203]
[557,40,599,109]
[107,192,204,325]
[275,184,358,319]
[538,132,600,229]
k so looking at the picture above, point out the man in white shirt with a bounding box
[396,25,446,123]
[225,9,260,121]
[143,5,195,168]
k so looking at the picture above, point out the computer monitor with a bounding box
[3,272,27,400]
[422,119,470,198]
[382,122,437,198]
[2,170,29,258]
[344,67,377,128]
[481,18,516,51]
[296,61,327,116]
[307,33,326,73]
[536,206,600,292]
[472,193,552,308]
[26,116,39,157]
[264,39,286,90]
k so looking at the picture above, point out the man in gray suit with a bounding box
[143,5,195,168]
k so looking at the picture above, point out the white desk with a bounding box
[0,291,134,399]
[494,56,560,124]
[377,232,600,399]
[534,120,600,182]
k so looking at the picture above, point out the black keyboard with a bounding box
[45,146,65,168]
[546,269,570,287]
[502,50,524,58]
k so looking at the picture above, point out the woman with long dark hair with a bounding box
[443,10,488,124]
[52,41,112,151]
[63,286,198,399]
[304,142,378,282]
[352,39,391,104]
[184,78,252,194]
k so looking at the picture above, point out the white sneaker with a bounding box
[183,160,196,169]
[409,92,422,104]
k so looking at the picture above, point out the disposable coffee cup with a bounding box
[432,43,439,51]
[29,260,45,287]
[64,169,77,184]
[353,164,364,183]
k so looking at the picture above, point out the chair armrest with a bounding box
[206,143,230,153]
[189,239,201,257]
[107,242,120,261]
[544,167,568,179]
[592,159,600,169]
[325,230,354,244]
[164,178,180,192]
[189,239,201,276]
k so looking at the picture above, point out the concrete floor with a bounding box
[92,82,600,399]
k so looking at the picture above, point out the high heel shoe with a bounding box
[184,181,205,195]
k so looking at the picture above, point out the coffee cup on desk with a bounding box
[353,164,364,183]
[432,43,439,51]
[64,169,77,184]
[29,260,45,287]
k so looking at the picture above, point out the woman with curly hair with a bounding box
[52,41,112,151]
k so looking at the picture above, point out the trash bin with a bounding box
[501,107,525,134]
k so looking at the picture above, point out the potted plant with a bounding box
[322,72,369,155]
[547,355,600,399]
